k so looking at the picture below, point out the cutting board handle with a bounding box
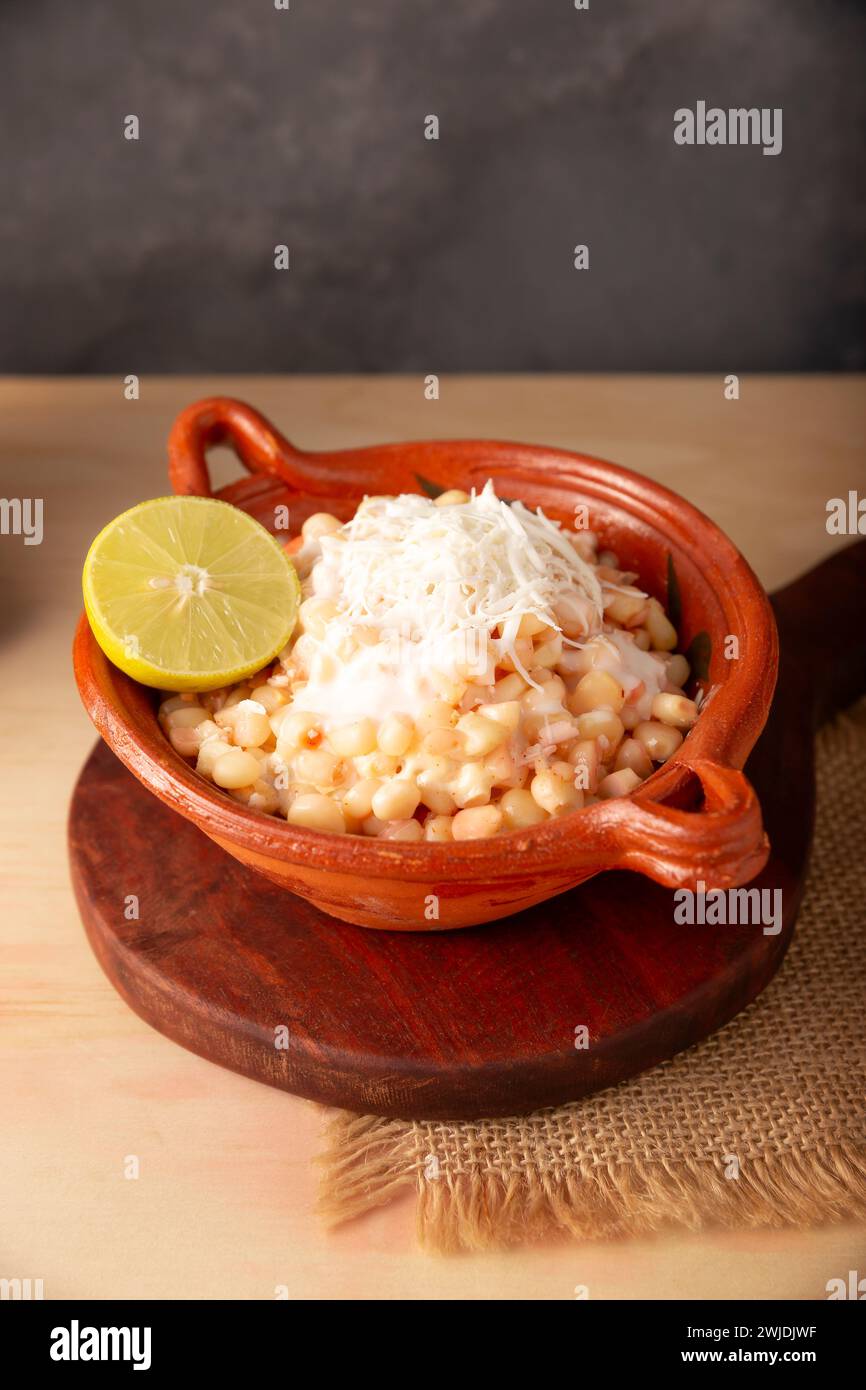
[771,538,866,727]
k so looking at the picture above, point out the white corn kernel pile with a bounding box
[158,485,699,840]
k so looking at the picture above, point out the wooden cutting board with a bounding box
[69,541,866,1120]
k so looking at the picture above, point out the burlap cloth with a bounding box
[317,703,866,1252]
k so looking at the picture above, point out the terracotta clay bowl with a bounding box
[73,397,778,931]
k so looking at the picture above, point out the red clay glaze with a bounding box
[73,397,778,930]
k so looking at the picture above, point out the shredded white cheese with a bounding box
[309,482,602,682]
[286,482,607,726]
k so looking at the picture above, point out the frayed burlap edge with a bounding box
[315,705,866,1253]
[316,1112,866,1253]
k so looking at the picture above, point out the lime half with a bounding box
[83,496,300,690]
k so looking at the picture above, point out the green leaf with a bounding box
[666,553,682,632]
[685,630,712,682]
[414,473,446,499]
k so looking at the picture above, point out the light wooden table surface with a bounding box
[2,376,864,1301]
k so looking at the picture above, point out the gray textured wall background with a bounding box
[1,0,864,372]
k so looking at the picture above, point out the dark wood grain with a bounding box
[68,540,866,1120]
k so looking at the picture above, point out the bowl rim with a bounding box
[73,435,778,881]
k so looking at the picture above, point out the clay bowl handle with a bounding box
[168,396,325,498]
[582,756,769,890]
[167,396,770,895]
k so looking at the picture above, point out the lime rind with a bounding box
[82,495,300,690]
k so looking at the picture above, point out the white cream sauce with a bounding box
[591,629,667,721]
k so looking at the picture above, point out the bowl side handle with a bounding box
[168,396,321,498]
[583,757,769,891]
